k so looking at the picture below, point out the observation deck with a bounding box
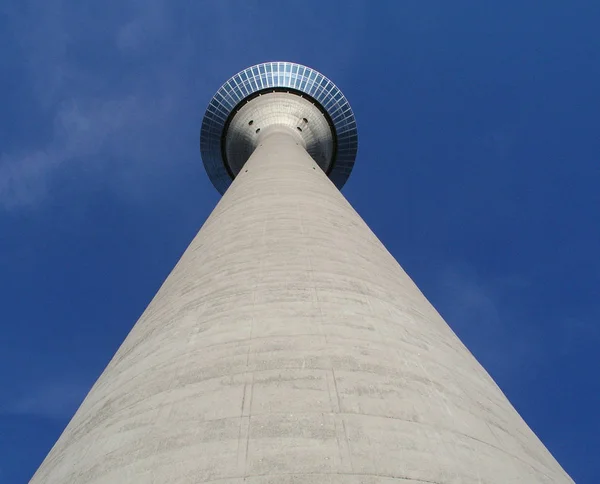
[200,61,358,194]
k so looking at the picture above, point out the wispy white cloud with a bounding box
[0,0,197,210]
[116,0,172,55]
[432,266,600,388]
[4,0,70,109]
[0,91,178,208]
[1,379,90,420]
[434,267,538,381]
[0,0,371,211]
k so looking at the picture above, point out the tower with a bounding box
[31,62,572,483]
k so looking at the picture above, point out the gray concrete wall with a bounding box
[31,128,573,483]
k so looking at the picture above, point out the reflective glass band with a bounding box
[200,61,358,194]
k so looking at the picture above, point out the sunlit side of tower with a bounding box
[31,62,573,483]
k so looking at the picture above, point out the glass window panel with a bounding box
[331,105,344,117]
[322,98,334,110]
[291,74,300,89]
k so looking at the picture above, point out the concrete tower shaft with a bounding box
[30,63,573,483]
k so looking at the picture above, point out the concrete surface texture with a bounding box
[31,128,573,483]
[225,93,334,176]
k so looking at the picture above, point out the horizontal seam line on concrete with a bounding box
[56,409,557,479]
[85,357,513,436]
[93,363,502,418]
[117,332,468,369]
[197,474,441,484]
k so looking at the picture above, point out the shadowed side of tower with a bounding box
[30,62,573,483]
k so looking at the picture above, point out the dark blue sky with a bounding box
[1,1,598,482]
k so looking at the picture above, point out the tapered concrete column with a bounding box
[31,62,573,483]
